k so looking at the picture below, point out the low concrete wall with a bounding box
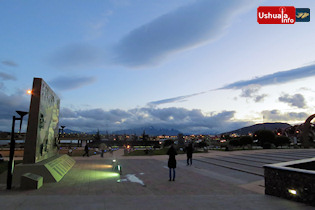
[264,158,315,206]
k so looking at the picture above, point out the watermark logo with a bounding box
[257,6,296,24]
[296,8,310,22]
[258,6,311,24]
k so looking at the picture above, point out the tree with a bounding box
[163,139,174,148]
[274,136,290,148]
[142,130,149,146]
[94,129,101,142]
[239,136,253,148]
[198,140,208,148]
[254,130,275,149]
[229,139,240,147]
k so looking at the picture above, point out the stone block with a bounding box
[21,173,43,190]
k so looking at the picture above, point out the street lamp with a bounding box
[58,125,66,146]
[59,125,66,138]
[7,110,28,189]
[16,111,28,133]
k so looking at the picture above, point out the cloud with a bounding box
[240,85,260,98]
[147,91,206,106]
[254,94,267,103]
[150,63,315,106]
[0,90,30,131]
[49,43,105,68]
[48,0,253,69]
[298,87,315,93]
[59,106,251,134]
[0,72,17,81]
[49,76,97,91]
[220,63,315,90]
[262,110,309,122]
[239,85,267,102]
[112,0,253,67]
[1,60,18,67]
[60,107,78,119]
[278,93,306,108]
[78,108,131,122]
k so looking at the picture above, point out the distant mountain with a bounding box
[113,126,182,136]
[222,123,291,135]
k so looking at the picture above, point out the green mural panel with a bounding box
[24,78,60,164]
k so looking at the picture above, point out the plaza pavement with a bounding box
[0,149,314,210]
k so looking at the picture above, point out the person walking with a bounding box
[83,144,89,157]
[186,143,193,166]
[167,142,177,181]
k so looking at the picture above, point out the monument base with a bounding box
[13,154,75,187]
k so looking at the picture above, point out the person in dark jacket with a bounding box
[186,143,193,166]
[167,143,177,181]
[83,144,89,157]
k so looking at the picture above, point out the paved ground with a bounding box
[0,149,314,210]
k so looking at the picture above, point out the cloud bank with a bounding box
[148,92,206,106]
[262,110,309,122]
[112,0,253,67]
[220,64,315,90]
[49,0,253,69]
[149,63,315,106]
[60,107,251,134]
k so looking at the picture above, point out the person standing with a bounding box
[186,143,193,166]
[167,142,177,181]
[83,144,89,157]
[68,146,73,156]
[99,143,107,158]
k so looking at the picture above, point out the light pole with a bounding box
[58,125,66,145]
[59,125,66,138]
[7,110,28,190]
[61,125,66,134]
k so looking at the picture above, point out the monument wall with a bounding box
[23,78,60,164]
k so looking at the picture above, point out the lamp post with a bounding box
[59,125,66,138]
[7,110,28,189]
[61,125,66,134]
[58,125,66,145]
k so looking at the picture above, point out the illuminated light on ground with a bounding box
[73,170,120,182]
[103,172,120,178]
[103,164,113,169]
[80,164,113,169]
[288,189,297,195]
